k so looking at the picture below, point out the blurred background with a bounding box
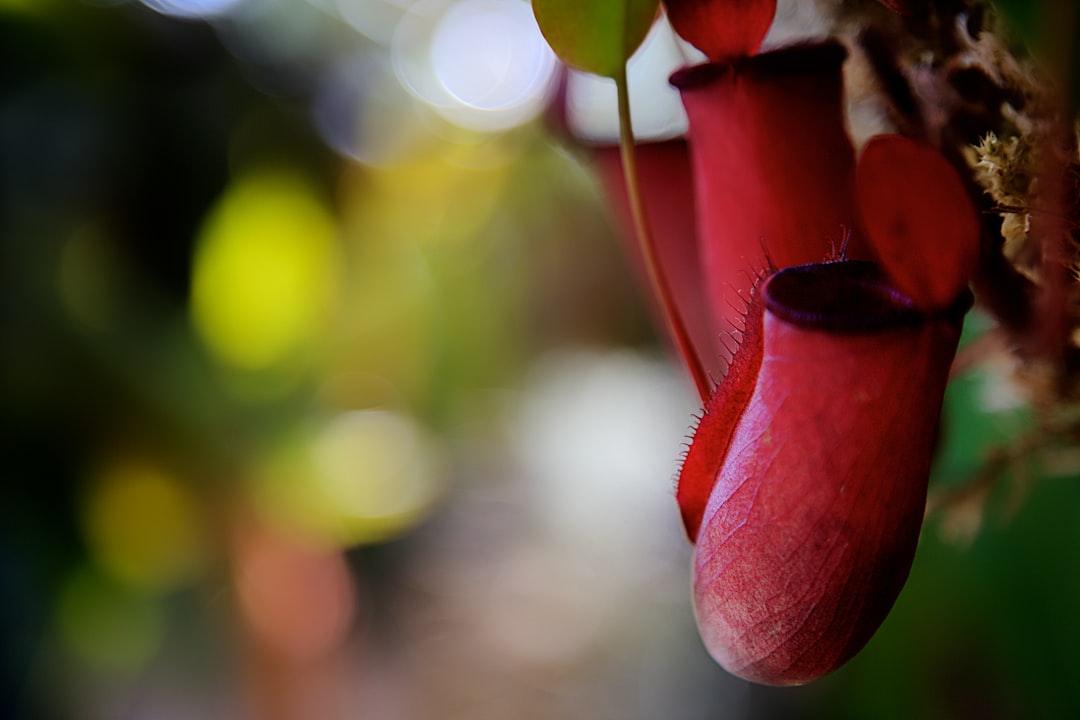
[1,1,1079,719]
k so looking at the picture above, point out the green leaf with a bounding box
[532,0,660,79]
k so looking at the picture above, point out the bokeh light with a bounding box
[56,566,165,673]
[312,49,433,166]
[337,0,413,46]
[393,0,557,132]
[190,169,339,374]
[82,456,206,592]
[311,410,443,540]
[140,0,246,20]
[233,518,357,662]
[253,410,443,546]
[429,0,556,129]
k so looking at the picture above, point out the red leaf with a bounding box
[856,135,980,312]
[691,262,965,685]
[664,0,777,61]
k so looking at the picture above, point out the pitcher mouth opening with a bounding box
[669,40,848,91]
[763,260,972,332]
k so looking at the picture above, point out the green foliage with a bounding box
[532,0,660,78]
[993,0,1043,48]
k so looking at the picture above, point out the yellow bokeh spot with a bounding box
[56,566,163,673]
[312,411,442,534]
[83,457,206,592]
[255,410,444,546]
[191,170,338,371]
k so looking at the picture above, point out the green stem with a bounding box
[615,66,712,401]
